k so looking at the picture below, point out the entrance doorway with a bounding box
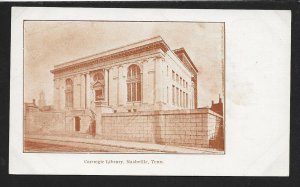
[75,116,81,132]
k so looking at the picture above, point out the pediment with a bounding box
[93,81,104,88]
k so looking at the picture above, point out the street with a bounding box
[24,140,160,153]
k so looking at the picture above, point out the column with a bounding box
[53,78,60,110]
[142,59,154,104]
[86,73,92,109]
[109,67,117,107]
[80,74,86,109]
[118,65,125,106]
[155,57,163,104]
[74,74,81,109]
[104,69,109,105]
[60,78,65,110]
[191,83,195,109]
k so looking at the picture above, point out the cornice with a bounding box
[51,41,168,75]
[173,48,198,76]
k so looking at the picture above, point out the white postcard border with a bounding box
[10,7,290,176]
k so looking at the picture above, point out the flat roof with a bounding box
[173,48,198,74]
[54,36,165,69]
[51,36,198,76]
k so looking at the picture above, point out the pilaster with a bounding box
[80,74,86,109]
[86,73,92,109]
[74,74,81,109]
[104,69,109,104]
[53,78,60,110]
[154,56,163,105]
[59,78,65,110]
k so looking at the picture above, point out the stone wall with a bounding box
[24,109,65,135]
[101,108,223,148]
[65,109,96,134]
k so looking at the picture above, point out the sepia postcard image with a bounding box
[23,21,225,154]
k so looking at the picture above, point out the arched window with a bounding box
[127,64,141,102]
[65,78,73,108]
[93,72,104,101]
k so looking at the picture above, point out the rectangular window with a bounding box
[127,83,131,102]
[172,71,175,80]
[132,83,136,101]
[186,93,188,108]
[180,77,182,86]
[95,90,102,101]
[182,91,184,107]
[183,92,185,108]
[167,66,169,77]
[137,82,141,101]
[176,88,179,106]
[180,90,182,107]
[167,86,169,104]
[172,85,175,105]
[176,74,179,83]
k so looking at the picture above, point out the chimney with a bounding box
[212,100,214,106]
[33,99,36,106]
[219,94,222,103]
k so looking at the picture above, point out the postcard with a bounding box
[9,7,290,176]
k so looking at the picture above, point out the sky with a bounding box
[24,21,224,107]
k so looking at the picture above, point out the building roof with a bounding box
[173,48,198,75]
[51,36,198,75]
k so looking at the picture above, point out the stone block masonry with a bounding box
[24,110,66,135]
[101,108,223,148]
[24,107,223,149]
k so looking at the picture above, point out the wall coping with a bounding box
[102,108,223,118]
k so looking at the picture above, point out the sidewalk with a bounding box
[25,134,223,154]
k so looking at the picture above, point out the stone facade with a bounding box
[50,36,199,133]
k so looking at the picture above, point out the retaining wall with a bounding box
[101,108,223,148]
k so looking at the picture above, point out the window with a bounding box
[93,73,104,101]
[172,85,175,105]
[167,65,169,77]
[176,88,179,106]
[180,90,182,107]
[176,74,179,83]
[93,73,104,82]
[183,92,185,108]
[167,86,169,104]
[127,64,141,102]
[172,71,175,80]
[180,77,182,86]
[65,78,73,108]
[186,93,188,108]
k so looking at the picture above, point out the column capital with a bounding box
[140,59,148,64]
[154,55,164,61]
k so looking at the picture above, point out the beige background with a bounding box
[24,21,224,108]
[10,7,290,176]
